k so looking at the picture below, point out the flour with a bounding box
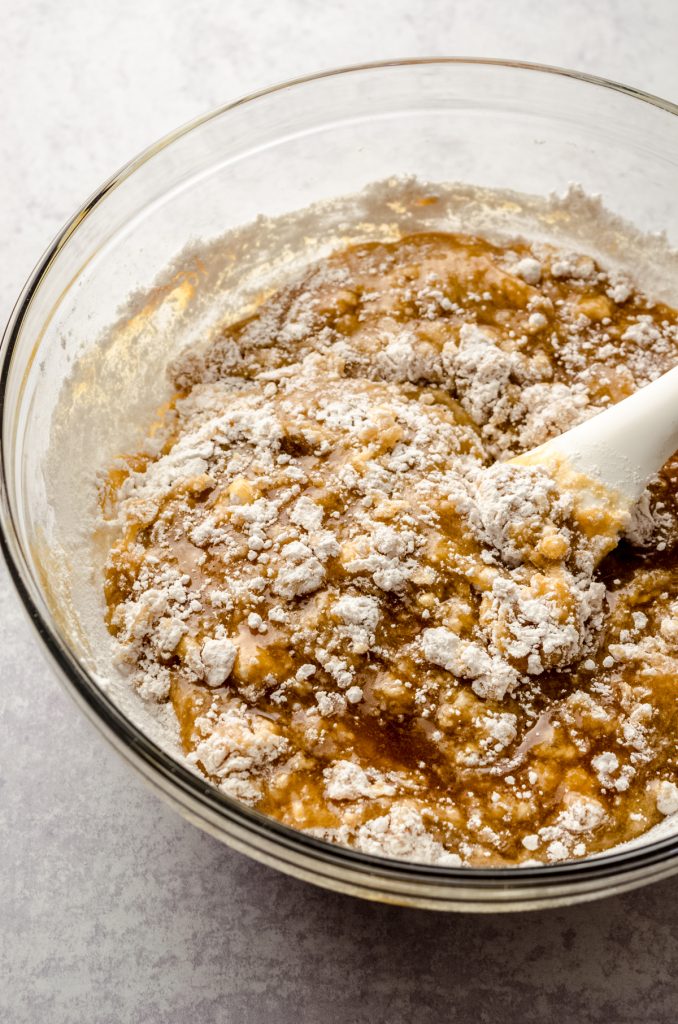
[513,257,543,285]
[656,781,678,816]
[421,627,519,701]
[290,496,324,532]
[273,543,326,600]
[442,323,516,427]
[591,751,621,790]
[323,760,396,801]
[534,794,608,862]
[189,701,288,804]
[315,691,347,718]
[333,595,380,654]
[201,638,238,687]
[353,803,463,867]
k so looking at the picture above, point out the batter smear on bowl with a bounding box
[102,232,678,866]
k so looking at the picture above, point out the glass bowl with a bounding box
[3,59,678,912]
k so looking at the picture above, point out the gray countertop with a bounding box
[2,2,678,1020]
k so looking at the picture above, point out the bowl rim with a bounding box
[3,55,678,892]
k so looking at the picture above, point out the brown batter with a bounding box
[103,232,678,866]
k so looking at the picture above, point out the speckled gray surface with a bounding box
[3,2,678,1021]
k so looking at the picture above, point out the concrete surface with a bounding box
[2,1,678,1021]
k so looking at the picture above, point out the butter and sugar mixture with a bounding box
[103,232,678,866]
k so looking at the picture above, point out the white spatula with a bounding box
[510,364,678,555]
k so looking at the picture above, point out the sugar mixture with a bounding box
[102,231,678,866]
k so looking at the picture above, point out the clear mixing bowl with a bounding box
[2,59,678,911]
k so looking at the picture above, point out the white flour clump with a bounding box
[201,638,238,686]
[189,702,288,804]
[514,257,542,284]
[273,541,326,599]
[290,496,324,532]
[485,574,605,675]
[421,626,519,700]
[323,760,396,801]
[354,802,462,866]
[419,453,607,694]
[333,595,381,654]
[656,781,678,816]
[474,463,571,567]
[442,324,517,427]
